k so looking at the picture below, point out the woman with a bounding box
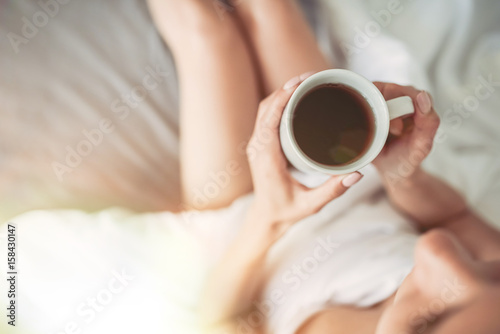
[146,0,500,333]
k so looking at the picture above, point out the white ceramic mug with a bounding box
[280,69,415,175]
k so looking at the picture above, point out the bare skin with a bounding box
[146,1,500,333]
[234,0,332,95]
[148,0,260,210]
[147,0,331,211]
[201,80,500,334]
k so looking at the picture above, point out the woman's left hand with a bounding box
[245,74,363,239]
[372,82,441,187]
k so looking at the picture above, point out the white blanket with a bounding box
[1,0,499,333]
[321,0,500,224]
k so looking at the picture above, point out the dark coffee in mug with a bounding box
[292,84,375,166]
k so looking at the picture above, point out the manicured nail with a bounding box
[299,71,316,80]
[283,76,301,90]
[342,172,363,188]
[417,91,432,114]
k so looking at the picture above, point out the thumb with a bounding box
[412,91,440,140]
[409,91,440,153]
[308,172,364,210]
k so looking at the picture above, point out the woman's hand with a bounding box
[245,74,363,239]
[200,75,362,327]
[372,82,441,188]
[370,83,466,226]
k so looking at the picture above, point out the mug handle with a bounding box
[386,96,415,120]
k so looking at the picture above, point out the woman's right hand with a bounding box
[245,73,363,239]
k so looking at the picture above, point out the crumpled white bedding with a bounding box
[0,0,499,333]
[326,0,500,225]
[0,0,182,221]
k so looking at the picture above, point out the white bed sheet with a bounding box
[0,0,182,221]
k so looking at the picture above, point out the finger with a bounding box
[307,172,364,210]
[253,90,290,140]
[374,83,440,143]
[410,91,440,148]
[389,118,404,136]
[373,82,421,101]
[414,91,440,131]
[374,82,437,119]
[250,90,295,159]
[248,82,299,165]
[258,71,316,132]
[374,82,421,130]
[374,82,438,125]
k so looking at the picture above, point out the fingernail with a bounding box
[417,91,432,114]
[299,71,316,80]
[342,172,363,188]
[283,76,301,90]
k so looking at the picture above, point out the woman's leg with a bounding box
[234,0,333,95]
[147,1,260,210]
